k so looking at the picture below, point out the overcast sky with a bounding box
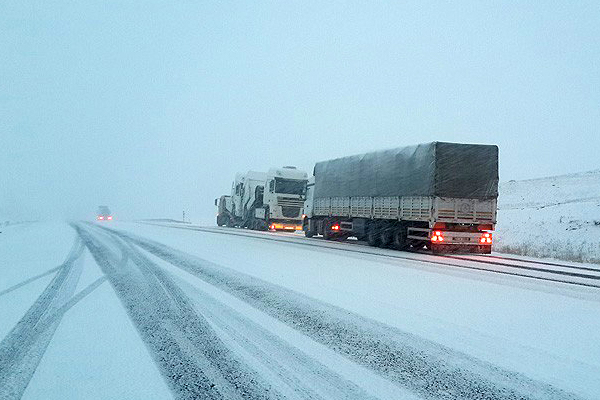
[1,1,599,223]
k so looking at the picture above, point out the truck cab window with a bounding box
[274,178,307,195]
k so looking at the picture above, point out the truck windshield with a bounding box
[274,178,306,195]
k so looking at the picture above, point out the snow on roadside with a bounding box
[496,170,600,263]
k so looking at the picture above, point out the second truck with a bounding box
[302,142,499,253]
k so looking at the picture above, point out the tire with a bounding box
[304,218,315,238]
[380,226,393,248]
[367,222,381,247]
[393,226,408,250]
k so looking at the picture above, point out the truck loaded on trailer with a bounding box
[302,142,499,253]
[215,166,309,231]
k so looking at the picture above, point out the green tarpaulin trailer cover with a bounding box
[313,142,499,200]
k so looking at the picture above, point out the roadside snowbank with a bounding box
[495,170,600,263]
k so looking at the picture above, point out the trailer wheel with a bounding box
[393,226,408,250]
[380,226,393,248]
[367,222,381,247]
[219,215,231,227]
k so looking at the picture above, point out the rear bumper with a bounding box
[269,222,303,231]
[408,227,493,251]
[435,231,489,245]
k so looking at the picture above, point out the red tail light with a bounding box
[431,231,444,242]
[331,225,340,231]
[107,216,113,220]
[98,216,104,220]
[480,233,492,244]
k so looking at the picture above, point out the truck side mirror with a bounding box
[214,199,218,206]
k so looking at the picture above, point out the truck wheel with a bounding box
[303,218,315,238]
[380,226,393,248]
[367,223,381,247]
[304,221,315,238]
[393,226,408,250]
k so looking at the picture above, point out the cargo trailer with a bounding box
[302,142,499,253]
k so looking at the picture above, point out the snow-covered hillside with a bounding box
[495,170,600,263]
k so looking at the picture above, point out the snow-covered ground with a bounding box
[495,170,600,263]
[0,222,171,399]
[1,221,600,399]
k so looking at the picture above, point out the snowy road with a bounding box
[1,222,599,399]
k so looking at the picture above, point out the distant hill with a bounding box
[495,170,600,263]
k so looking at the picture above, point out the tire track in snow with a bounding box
[0,265,64,298]
[0,237,85,400]
[170,275,381,400]
[105,226,583,400]
[75,223,285,400]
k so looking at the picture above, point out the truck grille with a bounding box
[278,197,303,218]
[277,197,303,208]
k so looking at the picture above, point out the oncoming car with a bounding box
[96,206,113,221]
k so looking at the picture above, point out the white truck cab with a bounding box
[260,167,308,225]
[224,166,308,230]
